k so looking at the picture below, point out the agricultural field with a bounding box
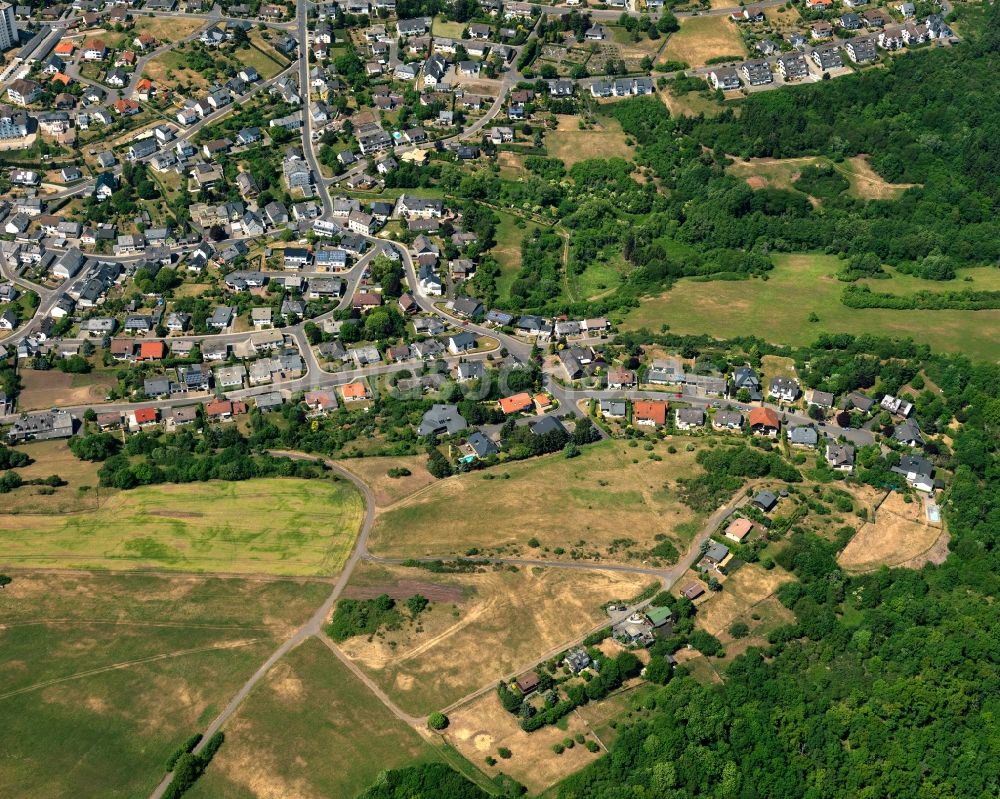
[545,114,636,168]
[622,253,1000,362]
[338,561,652,715]
[187,637,439,799]
[0,477,364,576]
[0,571,331,798]
[369,438,706,561]
[16,367,116,410]
[838,491,949,572]
[660,16,747,68]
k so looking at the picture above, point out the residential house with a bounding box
[768,376,800,402]
[675,408,705,430]
[825,442,855,472]
[749,406,781,437]
[634,399,668,427]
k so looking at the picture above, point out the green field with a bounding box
[622,254,1000,362]
[492,212,543,300]
[188,637,439,799]
[0,478,365,576]
[0,572,332,798]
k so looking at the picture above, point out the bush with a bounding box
[497,747,512,759]
[729,621,750,639]
[552,743,564,755]
[387,467,412,478]
[428,712,449,730]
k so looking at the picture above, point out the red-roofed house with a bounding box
[84,39,108,60]
[138,340,167,361]
[634,399,668,427]
[54,40,76,56]
[131,407,159,427]
[499,392,533,414]
[135,78,155,101]
[724,518,755,543]
[341,381,369,402]
[749,407,781,437]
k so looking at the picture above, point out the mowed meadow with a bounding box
[623,254,1000,362]
[0,477,364,576]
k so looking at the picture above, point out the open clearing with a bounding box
[661,87,725,118]
[369,438,705,561]
[689,562,796,643]
[491,211,544,299]
[133,15,206,43]
[16,368,115,411]
[660,16,747,68]
[339,561,651,715]
[0,477,364,576]
[0,571,330,798]
[447,688,607,795]
[339,454,437,508]
[726,155,919,200]
[546,114,635,167]
[622,253,1000,362]
[2,439,110,514]
[188,637,438,799]
[838,491,948,572]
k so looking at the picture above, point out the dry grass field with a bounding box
[2,440,110,514]
[660,16,747,68]
[16,368,115,410]
[545,115,636,167]
[0,572,332,798]
[726,155,919,201]
[838,491,948,572]
[661,87,725,118]
[187,638,438,799]
[690,562,796,643]
[143,48,212,92]
[133,15,206,43]
[339,561,651,716]
[0,477,364,576]
[841,155,921,199]
[369,439,706,561]
[339,455,437,507]
[446,689,605,795]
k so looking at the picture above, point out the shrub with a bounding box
[498,747,512,759]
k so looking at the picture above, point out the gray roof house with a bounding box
[416,403,468,437]
[788,425,819,446]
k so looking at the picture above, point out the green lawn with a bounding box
[492,212,542,300]
[0,477,365,576]
[188,637,439,799]
[622,253,1000,362]
[0,572,332,799]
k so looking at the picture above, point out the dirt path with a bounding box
[0,639,263,701]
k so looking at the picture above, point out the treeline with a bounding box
[326,593,429,642]
[842,284,1000,310]
[69,427,328,490]
[163,732,223,799]
[679,443,802,513]
[518,651,643,733]
[359,762,526,799]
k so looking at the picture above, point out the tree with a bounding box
[69,433,121,462]
[729,621,750,639]
[428,712,449,730]
[0,574,11,589]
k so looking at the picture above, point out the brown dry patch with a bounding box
[694,563,795,638]
[545,115,635,167]
[839,492,946,572]
[843,155,920,200]
[211,716,322,799]
[147,510,204,518]
[446,690,603,794]
[340,562,650,715]
[16,369,114,411]
[342,579,465,604]
[85,695,108,713]
[660,15,747,68]
[338,455,436,508]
